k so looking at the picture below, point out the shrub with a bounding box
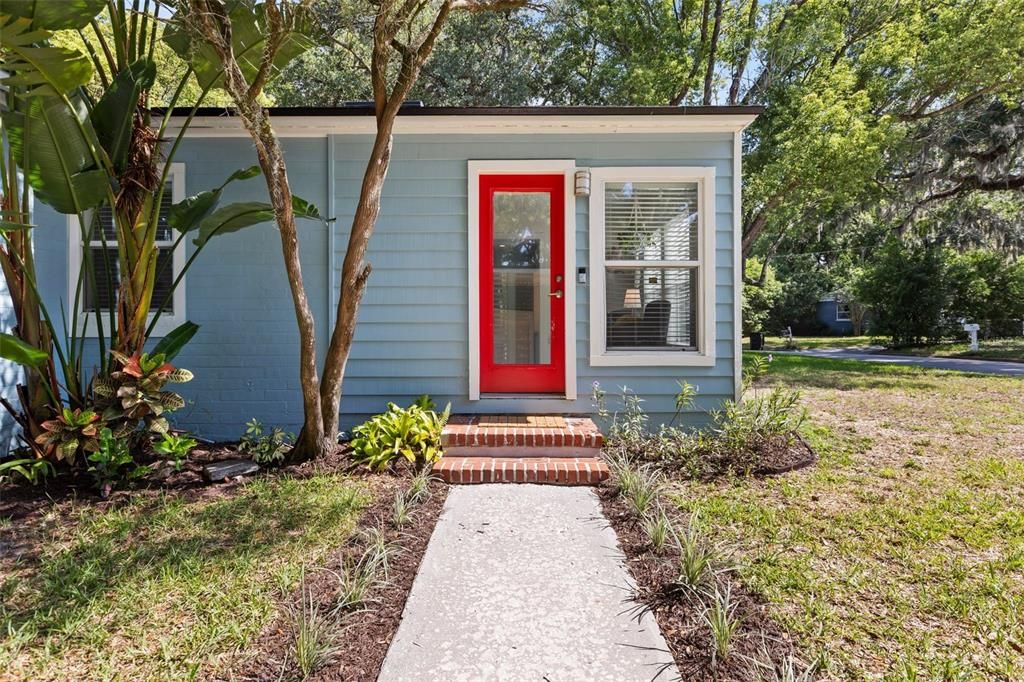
[35,408,103,461]
[852,239,949,346]
[240,418,293,465]
[152,432,198,471]
[600,358,807,479]
[94,351,193,437]
[88,428,149,497]
[350,396,450,472]
[742,257,783,335]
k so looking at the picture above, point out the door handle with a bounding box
[549,290,563,298]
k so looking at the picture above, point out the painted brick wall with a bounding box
[1,129,738,447]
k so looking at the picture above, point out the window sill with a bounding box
[588,351,717,367]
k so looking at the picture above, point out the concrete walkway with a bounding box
[767,348,1024,376]
[377,485,678,682]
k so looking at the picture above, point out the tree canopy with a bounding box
[271,0,1024,263]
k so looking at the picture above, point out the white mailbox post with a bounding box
[963,322,980,352]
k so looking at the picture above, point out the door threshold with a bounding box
[479,393,572,400]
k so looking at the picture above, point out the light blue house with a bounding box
[1,106,759,450]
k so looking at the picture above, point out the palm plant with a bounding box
[0,0,319,462]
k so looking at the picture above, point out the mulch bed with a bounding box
[0,441,376,521]
[599,486,808,681]
[750,432,817,476]
[231,474,448,682]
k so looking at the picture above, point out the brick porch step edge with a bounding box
[433,457,609,486]
[441,416,604,449]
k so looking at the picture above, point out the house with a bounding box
[0,106,760,451]
[816,294,863,335]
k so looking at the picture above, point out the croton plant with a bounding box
[35,351,194,463]
[34,408,103,461]
[94,351,194,436]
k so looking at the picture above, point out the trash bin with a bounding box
[750,332,764,351]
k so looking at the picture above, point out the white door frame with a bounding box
[467,159,577,401]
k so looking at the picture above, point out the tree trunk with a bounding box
[702,0,724,105]
[249,109,329,459]
[319,126,393,435]
[729,0,759,104]
[188,0,329,459]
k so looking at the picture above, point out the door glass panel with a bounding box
[491,191,551,365]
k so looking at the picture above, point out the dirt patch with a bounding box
[599,485,808,681]
[230,476,448,681]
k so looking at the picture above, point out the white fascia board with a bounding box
[170,114,759,138]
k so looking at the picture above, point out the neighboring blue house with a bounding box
[1,106,759,450]
[816,294,857,335]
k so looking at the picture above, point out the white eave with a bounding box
[167,110,761,137]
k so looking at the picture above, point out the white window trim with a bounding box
[836,301,852,322]
[467,159,577,401]
[67,163,186,337]
[588,166,717,367]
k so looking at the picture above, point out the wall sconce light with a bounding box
[574,169,591,197]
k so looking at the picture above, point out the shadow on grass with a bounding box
[2,475,368,644]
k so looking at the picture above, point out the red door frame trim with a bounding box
[479,173,566,393]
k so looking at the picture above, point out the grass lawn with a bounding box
[745,335,1024,362]
[743,335,880,351]
[668,355,1024,680]
[890,337,1024,363]
[0,472,371,681]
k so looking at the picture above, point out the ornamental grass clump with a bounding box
[704,584,741,665]
[290,575,341,679]
[623,466,663,517]
[641,508,675,554]
[674,519,717,593]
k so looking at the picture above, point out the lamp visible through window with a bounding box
[623,288,642,310]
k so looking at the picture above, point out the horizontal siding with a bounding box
[332,133,738,430]
[7,130,739,446]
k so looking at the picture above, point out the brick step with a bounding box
[441,415,604,452]
[433,457,609,486]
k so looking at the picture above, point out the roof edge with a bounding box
[154,104,765,117]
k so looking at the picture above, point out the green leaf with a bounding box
[0,0,106,31]
[193,195,321,246]
[167,165,261,233]
[0,16,94,94]
[151,321,200,362]
[2,96,107,214]
[0,332,48,367]
[164,1,315,90]
[91,59,157,173]
[0,220,33,232]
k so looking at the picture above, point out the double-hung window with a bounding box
[588,167,716,366]
[835,300,852,322]
[68,163,186,336]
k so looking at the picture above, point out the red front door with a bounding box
[480,174,565,394]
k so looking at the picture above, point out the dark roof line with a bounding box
[155,104,764,117]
